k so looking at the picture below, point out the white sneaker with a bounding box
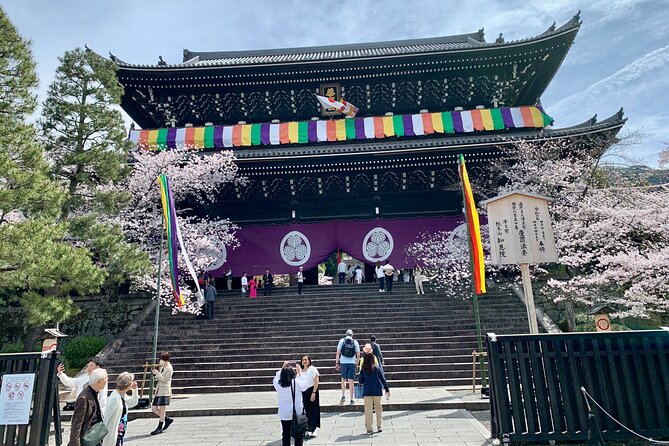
[378,289,383,293]
[311,430,318,437]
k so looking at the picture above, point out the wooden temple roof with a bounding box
[111,13,580,69]
[111,12,583,129]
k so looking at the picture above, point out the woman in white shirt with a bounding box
[300,355,320,437]
[102,372,138,446]
[273,362,308,446]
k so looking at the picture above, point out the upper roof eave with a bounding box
[109,12,581,70]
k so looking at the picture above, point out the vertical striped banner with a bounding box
[241,124,252,146]
[204,126,214,148]
[383,116,395,137]
[232,125,242,147]
[298,121,309,143]
[421,113,434,134]
[288,122,299,143]
[345,118,356,140]
[393,115,405,137]
[251,124,261,146]
[269,124,280,145]
[374,117,384,138]
[316,120,327,142]
[279,123,289,144]
[194,127,205,147]
[335,119,347,141]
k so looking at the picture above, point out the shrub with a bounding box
[0,341,24,353]
[62,336,107,370]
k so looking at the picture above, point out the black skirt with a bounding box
[301,386,321,431]
[152,396,170,406]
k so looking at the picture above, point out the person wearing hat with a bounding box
[335,329,360,405]
[296,266,305,295]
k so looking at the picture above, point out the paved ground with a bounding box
[134,387,488,415]
[55,409,492,445]
[54,387,494,444]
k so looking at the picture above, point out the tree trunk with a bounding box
[22,326,43,352]
[564,301,576,332]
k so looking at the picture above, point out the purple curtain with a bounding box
[210,216,465,276]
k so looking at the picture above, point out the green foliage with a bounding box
[40,47,131,217]
[62,336,106,369]
[322,252,339,277]
[0,341,24,353]
[39,47,150,294]
[0,8,102,346]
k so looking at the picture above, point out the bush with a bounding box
[0,341,24,353]
[62,336,107,370]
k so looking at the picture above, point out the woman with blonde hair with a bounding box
[102,372,138,446]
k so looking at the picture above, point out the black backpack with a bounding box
[340,338,356,358]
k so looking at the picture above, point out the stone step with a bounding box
[115,337,483,352]
[105,347,491,365]
[117,340,491,354]
[104,354,476,371]
[166,377,483,394]
[103,283,525,395]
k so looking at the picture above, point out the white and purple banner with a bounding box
[210,216,464,276]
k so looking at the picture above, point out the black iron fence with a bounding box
[0,351,61,446]
[487,330,669,444]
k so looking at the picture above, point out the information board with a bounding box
[0,373,35,425]
[484,192,558,265]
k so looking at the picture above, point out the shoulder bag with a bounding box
[290,380,309,438]
[81,387,108,446]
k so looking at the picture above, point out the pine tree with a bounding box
[40,48,149,296]
[0,7,102,347]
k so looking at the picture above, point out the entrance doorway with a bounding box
[319,252,373,285]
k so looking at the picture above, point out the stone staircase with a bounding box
[103,282,531,394]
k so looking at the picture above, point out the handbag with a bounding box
[354,381,364,399]
[82,422,107,446]
[290,381,309,438]
[81,387,108,446]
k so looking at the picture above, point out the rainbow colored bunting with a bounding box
[458,155,486,295]
[131,105,553,151]
[157,174,203,308]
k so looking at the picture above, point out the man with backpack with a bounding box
[335,329,360,405]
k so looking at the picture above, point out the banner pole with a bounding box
[458,155,487,389]
[149,207,165,400]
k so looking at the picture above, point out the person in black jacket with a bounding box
[370,335,384,373]
[263,268,273,296]
[358,352,389,435]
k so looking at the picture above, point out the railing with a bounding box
[487,330,669,444]
[0,351,61,446]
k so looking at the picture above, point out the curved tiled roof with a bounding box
[110,12,581,69]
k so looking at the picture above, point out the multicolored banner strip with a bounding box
[157,174,203,308]
[130,105,552,150]
[458,154,486,295]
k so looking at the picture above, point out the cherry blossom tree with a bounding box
[112,147,241,314]
[409,134,669,328]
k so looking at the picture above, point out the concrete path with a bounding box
[55,409,492,445]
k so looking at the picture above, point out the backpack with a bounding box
[340,338,356,358]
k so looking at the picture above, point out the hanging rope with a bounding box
[580,387,669,445]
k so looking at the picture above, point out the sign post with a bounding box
[482,191,558,334]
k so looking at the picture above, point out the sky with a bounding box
[3,0,668,165]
